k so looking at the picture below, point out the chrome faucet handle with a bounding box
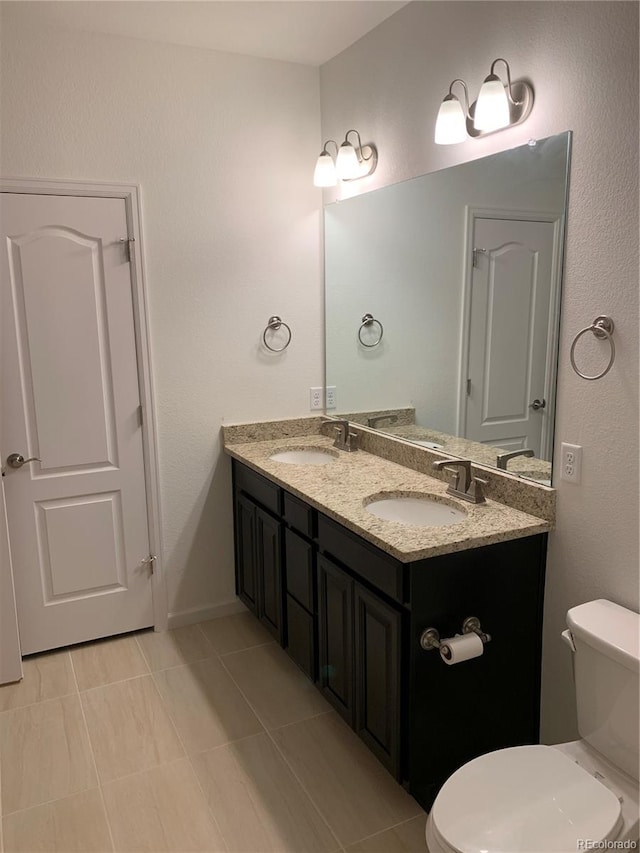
[321,418,347,435]
[432,458,472,492]
[466,476,487,504]
[345,431,360,452]
[321,419,357,452]
[432,459,486,503]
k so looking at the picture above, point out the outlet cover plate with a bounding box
[561,442,582,483]
[309,387,323,410]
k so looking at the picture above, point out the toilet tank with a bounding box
[567,599,639,780]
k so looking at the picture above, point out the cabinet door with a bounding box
[235,493,257,614]
[354,584,402,778]
[256,507,284,643]
[317,555,354,725]
[286,594,316,679]
[285,528,315,612]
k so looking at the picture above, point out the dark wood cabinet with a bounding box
[233,481,284,644]
[286,594,315,679]
[284,527,317,680]
[285,528,314,612]
[231,459,547,811]
[234,492,258,614]
[354,583,402,778]
[317,554,354,725]
[255,507,283,642]
[407,536,547,808]
[317,552,403,777]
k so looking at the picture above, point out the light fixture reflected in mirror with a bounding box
[434,58,534,144]
[313,129,377,186]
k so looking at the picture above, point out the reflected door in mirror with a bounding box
[464,217,558,459]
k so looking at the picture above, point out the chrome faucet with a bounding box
[321,419,359,452]
[367,414,399,428]
[432,458,487,504]
[496,449,535,470]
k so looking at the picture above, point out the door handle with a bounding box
[5,453,41,469]
[529,399,546,411]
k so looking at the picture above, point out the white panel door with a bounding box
[1,193,153,654]
[465,218,556,457]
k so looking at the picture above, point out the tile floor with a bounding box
[0,612,427,853]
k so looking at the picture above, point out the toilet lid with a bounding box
[431,745,622,853]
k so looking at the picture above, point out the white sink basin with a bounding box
[269,448,336,465]
[365,493,467,527]
[414,439,444,450]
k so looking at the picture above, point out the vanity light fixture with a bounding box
[434,58,534,144]
[313,129,377,186]
[313,140,339,187]
[434,79,470,145]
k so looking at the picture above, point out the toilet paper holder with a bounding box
[420,616,492,651]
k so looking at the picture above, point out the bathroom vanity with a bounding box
[225,423,552,809]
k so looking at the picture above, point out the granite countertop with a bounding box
[224,433,551,563]
[338,409,552,482]
[384,424,552,481]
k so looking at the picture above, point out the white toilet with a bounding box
[426,599,640,853]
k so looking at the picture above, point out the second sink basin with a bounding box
[269,447,337,465]
[364,492,467,527]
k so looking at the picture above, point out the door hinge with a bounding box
[472,247,486,268]
[142,554,157,573]
[137,404,144,427]
[119,236,135,262]
[467,378,471,396]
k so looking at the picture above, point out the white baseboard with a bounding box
[166,598,247,631]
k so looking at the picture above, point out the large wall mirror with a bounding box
[325,132,572,484]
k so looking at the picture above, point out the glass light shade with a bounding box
[474,75,510,131]
[434,96,467,144]
[313,152,337,187]
[336,142,360,180]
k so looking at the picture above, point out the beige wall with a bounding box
[0,7,323,625]
[320,0,639,742]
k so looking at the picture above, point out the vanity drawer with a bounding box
[286,594,316,680]
[284,492,315,539]
[285,528,315,612]
[234,461,282,516]
[318,514,405,604]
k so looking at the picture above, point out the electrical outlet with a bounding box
[561,442,582,484]
[309,387,323,410]
[326,386,337,409]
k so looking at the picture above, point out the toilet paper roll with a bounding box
[439,632,484,665]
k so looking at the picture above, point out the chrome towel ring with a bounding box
[358,313,384,347]
[262,316,292,353]
[570,315,615,380]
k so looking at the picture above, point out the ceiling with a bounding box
[9,1,409,66]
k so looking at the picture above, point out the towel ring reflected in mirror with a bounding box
[263,316,292,353]
[358,313,384,348]
[570,315,615,381]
